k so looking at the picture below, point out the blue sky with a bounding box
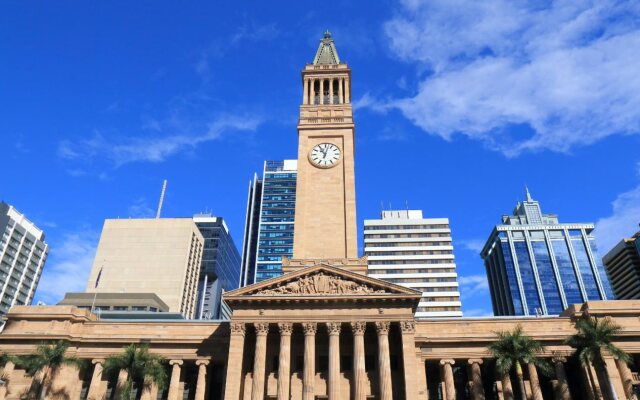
[2,1,640,316]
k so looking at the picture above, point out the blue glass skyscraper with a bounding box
[240,160,297,285]
[193,215,241,319]
[481,189,615,316]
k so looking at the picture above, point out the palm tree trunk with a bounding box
[515,361,526,400]
[594,357,615,400]
[585,363,602,399]
[37,368,49,400]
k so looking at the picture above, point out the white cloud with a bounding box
[458,274,490,298]
[128,198,156,218]
[458,239,486,253]
[34,229,99,305]
[58,114,261,167]
[378,0,640,155]
[595,183,640,254]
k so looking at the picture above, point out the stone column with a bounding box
[224,322,246,400]
[553,357,572,400]
[416,356,428,400]
[375,321,393,400]
[327,322,342,400]
[468,359,485,400]
[303,78,309,105]
[114,369,129,399]
[352,321,367,400]
[603,355,627,399]
[86,359,105,400]
[345,77,350,103]
[329,78,334,104]
[140,378,158,400]
[319,79,325,105]
[302,322,317,400]
[252,322,269,400]
[338,78,344,104]
[168,360,183,400]
[440,359,456,400]
[277,322,293,400]
[616,357,634,399]
[501,373,514,400]
[194,360,209,400]
[400,320,419,400]
[0,361,15,400]
[527,363,543,400]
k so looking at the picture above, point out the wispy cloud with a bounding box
[371,0,640,156]
[34,229,99,304]
[595,166,640,254]
[458,239,486,253]
[58,114,261,167]
[128,197,156,218]
[458,274,490,298]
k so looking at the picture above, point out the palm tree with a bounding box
[487,325,551,400]
[13,340,81,400]
[103,344,167,400]
[565,317,629,400]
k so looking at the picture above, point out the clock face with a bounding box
[309,143,341,168]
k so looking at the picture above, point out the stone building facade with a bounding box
[1,32,640,400]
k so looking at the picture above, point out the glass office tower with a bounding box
[193,215,241,319]
[240,160,297,285]
[480,189,615,316]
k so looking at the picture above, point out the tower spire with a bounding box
[525,185,533,202]
[313,31,340,65]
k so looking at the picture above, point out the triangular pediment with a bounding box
[225,263,421,299]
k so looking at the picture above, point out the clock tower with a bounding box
[289,32,365,273]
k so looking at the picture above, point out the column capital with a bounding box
[169,359,184,366]
[254,322,269,336]
[195,359,210,367]
[400,320,415,334]
[302,322,317,336]
[468,358,483,365]
[278,322,293,336]
[553,355,567,363]
[350,321,366,335]
[92,358,105,365]
[230,322,246,336]
[375,321,390,335]
[440,359,455,366]
[327,322,342,336]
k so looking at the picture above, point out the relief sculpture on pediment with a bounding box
[254,272,387,295]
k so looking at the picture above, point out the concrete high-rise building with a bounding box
[0,202,48,315]
[603,230,640,299]
[481,188,615,316]
[85,218,204,319]
[364,210,463,318]
[193,214,241,319]
[240,160,297,285]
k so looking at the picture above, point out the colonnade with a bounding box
[302,76,350,105]
[84,358,209,400]
[225,320,417,400]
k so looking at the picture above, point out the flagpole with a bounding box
[90,263,104,315]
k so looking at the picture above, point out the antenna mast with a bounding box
[156,180,167,219]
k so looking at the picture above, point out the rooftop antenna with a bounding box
[405,200,409,211]
[156,179,167,219]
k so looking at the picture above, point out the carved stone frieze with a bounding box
[253,272,387,296]
[254,322,269,335]
[375,321,390,335]
[302,322,317,335]
[400,320,415,334]
[351,321,366,335]
[230,322,246,336]
[278,322,293,335]
[327,322,342,335]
